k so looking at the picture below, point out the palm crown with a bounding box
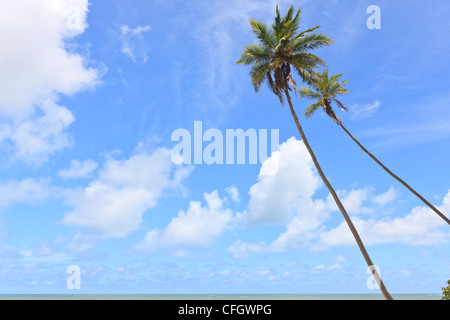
[299,69,349,124]
[236,5,333,106]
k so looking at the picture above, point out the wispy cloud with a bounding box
[182,0,294,117]
[0,178,51,211]
[349,100,381,121]
[120,24,151,63]
[356,93,450,150]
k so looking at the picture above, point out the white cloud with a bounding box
[0,0,99,163]
[62,148,193,238]
[0,178,51,210]
[327,186,398,216]
[162,190,234,247]
[312,264,325,273]
[10,100,75,163]
[58,159,98,179]
[225,185,240,203]
[267,201,328,252]
[350,100,381,121]
[229,195,331,257]
[120,24,151,63]
[312,263,343,273]
[327,187,373,215]
[186,0,295,114]
[227,240,268,259]
[340,188,372,214]
[371,186,397,207]
[243,137,323,225]
[135,190,235,252]
[320,190,450,247]
[224,137,449,257]
[228,137,331,255]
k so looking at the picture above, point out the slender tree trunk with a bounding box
[284,89,394,300]
[339,123,450,226]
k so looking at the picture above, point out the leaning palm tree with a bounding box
[237,5,393,300]
[299,69,450,225]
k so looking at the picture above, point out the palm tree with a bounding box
[298,69,450,225]
[237,5,394,300]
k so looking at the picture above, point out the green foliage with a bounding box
[236,4,333,105]
[442,280,450,300]
[298,69,349,124]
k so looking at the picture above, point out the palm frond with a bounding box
[299,69,350,123]
[281,5,296,25]
[249,19,275,49]
[292,32,333,53]
[238,4,334,110]
[292,25,320,41]
[305,101,322,119]
[329,72,345,84]
[250,62,270,92]
[236,43,270,65]
[279,7,302,40]
[276,91,286,108]
[332,97,348,111]
[298,86,322,100]
[273,4,282,40]
[292,52,326,69]
[291,64,316,85]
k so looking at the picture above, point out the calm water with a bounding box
[0,293,442,300]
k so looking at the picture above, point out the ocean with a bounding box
[0,293,442,300]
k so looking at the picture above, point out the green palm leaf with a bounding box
[305,101,323,119]
[297,69,349,123]
[236,43,270,65]
[237,4,333,106]
[249,19,275,49]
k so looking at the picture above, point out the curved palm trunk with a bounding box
[339,123,450,226]
[284,90,394,300]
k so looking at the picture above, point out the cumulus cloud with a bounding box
[326,186,398,216]
[227,240,267,259]
[228,137,331,257]
[58,159,98,179]
[62,148,193,238]
[371,186,397,207]
[135,190,235,252]
[0,178,51,210]
[326,187,373,215]
[0,0,99,163]
[320,191,450,247]
[243,137,323,225]
[9,100,76,162]
[225,137,449,258]
[225,185,240,203]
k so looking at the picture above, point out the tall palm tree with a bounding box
[237,5,394,300]
[299,69,450,225]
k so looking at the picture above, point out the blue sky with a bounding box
[0,0,449,295]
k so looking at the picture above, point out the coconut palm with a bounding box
[298,69,450,225]
[237,5,393,300]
